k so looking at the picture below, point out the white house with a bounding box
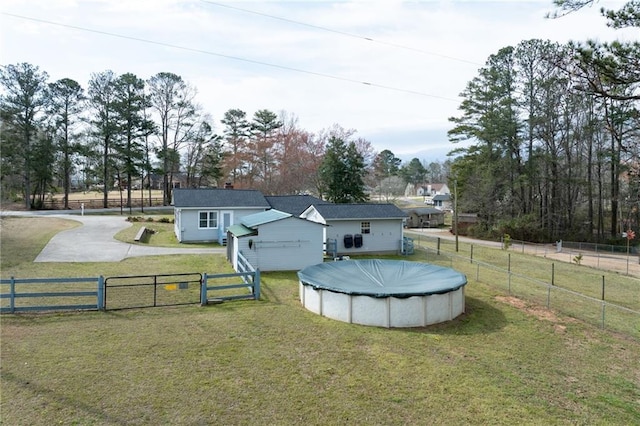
[173,188,271,244]
[300,203,407,255]
[419,183,451,206]
[432,194,453,211]
[226,209,325,272]
[417,183,450,197]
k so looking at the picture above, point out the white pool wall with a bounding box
[299,283,465,328]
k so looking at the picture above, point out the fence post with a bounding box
[97,275,105,310]
[437,238,441,256]
[10,276,15,314]
[201,273,208,306]
[470,245,473,264]
[601,275,605,301]
[551,263,555,286]
[547,285,551,309]
[254,269,261,300]
[508,253,511,273]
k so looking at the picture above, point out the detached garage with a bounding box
[227,209,325,272]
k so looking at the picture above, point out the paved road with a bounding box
[2,211,224,262]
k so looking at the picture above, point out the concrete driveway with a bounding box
[24,214,224,262]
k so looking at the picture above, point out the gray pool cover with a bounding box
[297,259,467,298]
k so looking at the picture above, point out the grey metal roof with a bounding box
[227,224,257,237]
[309,203,407,220]
[404,207,444,215]
[432,194,451,201]
[241,209,292,228]
[172,188,271,208]
[265,195,331,215]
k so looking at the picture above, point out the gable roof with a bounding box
[172,188,271,209]
[241,209,292,228]
[265,195,331,216]
[228,209,324,237]
[433,194,451,201]
[307,203,407,220]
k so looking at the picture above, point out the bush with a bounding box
[496,214,549,242]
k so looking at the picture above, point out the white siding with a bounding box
[176,208,266,243]
[237,237,258,269]
[243,217,324,271]
[325,219,403,254]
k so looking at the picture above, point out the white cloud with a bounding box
[1,0,635,160]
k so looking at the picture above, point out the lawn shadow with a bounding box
[405,296,508,336]
[1,369,131,424]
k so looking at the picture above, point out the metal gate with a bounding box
[104,273,203,310]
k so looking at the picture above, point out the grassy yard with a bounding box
[1,217,639,424]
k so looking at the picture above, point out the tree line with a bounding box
[448,0,639,243]
[0,65,448,209]
[4,0,634,245]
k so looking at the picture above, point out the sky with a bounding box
[1,0,637,162]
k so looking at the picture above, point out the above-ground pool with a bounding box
[298,259,467,328]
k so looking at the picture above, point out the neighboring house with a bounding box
[417,183,450,197]
[420,183,451,205]
[149,173,189,190]
[264,195,331,216]
[226,209,325,272]
[173,188,271,244]
[300,203,407,255]
[403,207,445,228]
[432,194,453,211]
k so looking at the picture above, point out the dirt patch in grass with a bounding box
[496,295,561,324]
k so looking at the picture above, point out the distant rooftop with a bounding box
[265,195,331,216]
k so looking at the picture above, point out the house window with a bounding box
[361,221,371,234]
[199,211,218,229]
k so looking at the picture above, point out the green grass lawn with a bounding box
[1,216,639,424]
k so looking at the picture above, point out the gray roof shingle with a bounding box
[404,207,444,215]
[265,195,331,215]
[172,188,271,208]
[309,203,407,220]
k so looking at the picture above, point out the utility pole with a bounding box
[454,179,459,252]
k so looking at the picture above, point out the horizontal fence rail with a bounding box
[0,276,104,313]
[40,197,165,210]
[1,270,261,314]
[408,235,640,338]
[200,271,260,304]
[104,273,203,310]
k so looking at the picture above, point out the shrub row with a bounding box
[127,216,174,223]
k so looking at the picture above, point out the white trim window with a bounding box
[199,211,218,229]
[361,221,371,234]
